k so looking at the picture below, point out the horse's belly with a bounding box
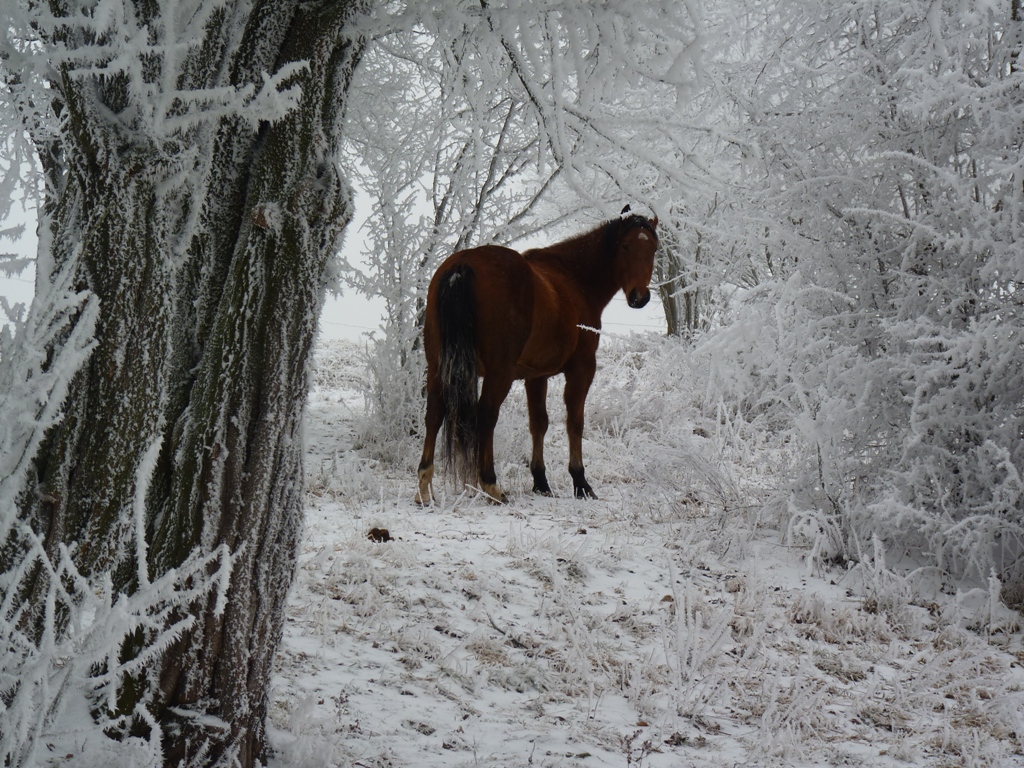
[515,325,576,377]
[513,273,579,377]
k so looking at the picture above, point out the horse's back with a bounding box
[428,245,587,379]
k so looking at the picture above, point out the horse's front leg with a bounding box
[478,372,514,503]
[564,360,598,499]
[525,377,552,495]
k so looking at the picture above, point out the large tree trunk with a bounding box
[13,2,365,763]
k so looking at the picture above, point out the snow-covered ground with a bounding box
[269,338,1024,767]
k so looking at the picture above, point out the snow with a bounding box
[268,338,1024,767]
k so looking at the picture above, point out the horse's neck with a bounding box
[529,231,618,310]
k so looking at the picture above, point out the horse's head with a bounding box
[614,211,659,309]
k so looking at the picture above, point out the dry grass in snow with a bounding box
[268,338,1024,767]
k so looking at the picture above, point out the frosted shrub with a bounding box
[586,334,740,517]
[359,314,426,466]
[309,339,368,393]
[709,267,1024,587]
[700,1,1024,596]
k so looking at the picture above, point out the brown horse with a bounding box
[416,207,659,504]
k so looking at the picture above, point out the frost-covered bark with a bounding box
[2,1,365,764]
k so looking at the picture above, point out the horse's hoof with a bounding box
[574,484,598,500]
[415,469,434,505]
[481,483,509,504]
[569,467,597,499]
[531,467,552,496]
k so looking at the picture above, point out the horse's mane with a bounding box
[601,214,658,258]
[530,213,658,262]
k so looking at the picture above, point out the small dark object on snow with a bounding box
[664,732,707,748]
[368,527,391,543]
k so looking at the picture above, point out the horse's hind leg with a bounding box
[477,371,514,503]
[416,372,444,504]
[525,377,552,495]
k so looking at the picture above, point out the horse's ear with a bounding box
[621,204,631,216]
[651,215,658,228]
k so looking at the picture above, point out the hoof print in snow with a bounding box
[368,527,392,543]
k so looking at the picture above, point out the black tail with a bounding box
[437,263,478,484]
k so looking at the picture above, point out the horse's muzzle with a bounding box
[627,289,651,309]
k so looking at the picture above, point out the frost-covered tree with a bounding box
[706,0,1024,588]
[654,195,736,338]
[0,1,704,764]
[339,3,710,456]
[329,4,712,456]
[340,27,558,453]
[0,1,366,764]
